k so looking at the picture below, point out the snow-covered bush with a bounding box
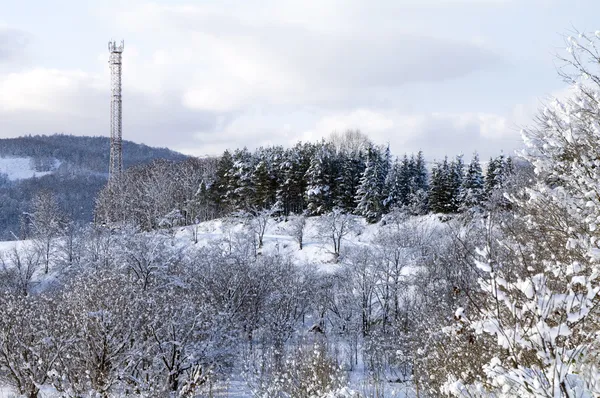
[246,340,359,398]
[443,31,600,397]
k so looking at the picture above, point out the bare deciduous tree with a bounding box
[318,208,358,261]
[287,213,307,250]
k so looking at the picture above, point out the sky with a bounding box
[0,0,599,160]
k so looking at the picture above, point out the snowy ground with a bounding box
[0,238,32,253]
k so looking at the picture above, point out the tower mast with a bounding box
[108,40,124,181]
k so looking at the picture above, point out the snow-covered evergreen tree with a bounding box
[484,154,513,197]
[399,154,414,206]
[413,151,428,193]
[253,160,270,208]
[384,157,403,210]
[449,155,465,212]
[227,148,255,211]
[429,157,453,214]
[211,149,234,212]
[305,143,334,215]
[334,152,365,213]
[407,151,430,214]
[275,144,312,216]
[459,152,485,210]
[429,156,464,214]
[355,145,387,223]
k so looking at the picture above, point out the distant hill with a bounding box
[0,134,189,240]
[0,134,187,175]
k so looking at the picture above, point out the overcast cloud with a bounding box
[0,0,598,159]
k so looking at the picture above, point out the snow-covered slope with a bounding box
[171,214,443,275]
[0,156,56,180]
[0,214,445,277]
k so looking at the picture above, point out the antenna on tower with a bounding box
[108,39,124,182]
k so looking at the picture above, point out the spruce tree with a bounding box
[404,151,430,213]
[400,154,414,205]
[485,154,514,196]
[459,152,485,210]
[384,158,403,210]
[305,144,333,215]
[211,150,234,213]
[227,148,255,211]
[429,157,454,214]
[275,150,295,216]
[355,145,386,222]
[334,152,365,212]
[448,155,464,212]
[252,159,272,209]
[413,151,428,193]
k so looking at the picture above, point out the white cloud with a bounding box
[112,2,500,114]
[304,109,396,142]
[0,68,104,113]
[174,106,525,160]
[0,0,580,162]
[301,108,524,159]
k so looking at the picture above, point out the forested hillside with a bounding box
[0,134,188,240]
[0,134,187,173]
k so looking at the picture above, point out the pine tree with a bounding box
[429,157,455,214]
[484,154,514,197]
[275,150,296,216]
[275,144,312,217]
[355,145,386,222]
[305,144,333,215]
[485,155,502,196]
[227,148,255,211]
[409,151,430,213]
[413,151,428,193]
[334,152,365,212]
[400,154,415,205]
[278,142,314,216]
[379,144,392,203]
[448,155,464,213]
[459,153,484,210]
[211,150,234,213]
[252,159,272,209]
[384,158,403,210]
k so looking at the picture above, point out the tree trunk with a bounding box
[28,386,39,398]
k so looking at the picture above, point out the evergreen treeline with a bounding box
[97,133,515,228]
[209,140,514,220]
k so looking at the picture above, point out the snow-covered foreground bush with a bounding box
[439,31,600,398]
[245,339,356,397]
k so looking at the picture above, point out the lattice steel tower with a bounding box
[108,40,124,181]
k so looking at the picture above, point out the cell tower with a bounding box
[108,40,124,181]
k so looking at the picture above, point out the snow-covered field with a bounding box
[0,157,55,180]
